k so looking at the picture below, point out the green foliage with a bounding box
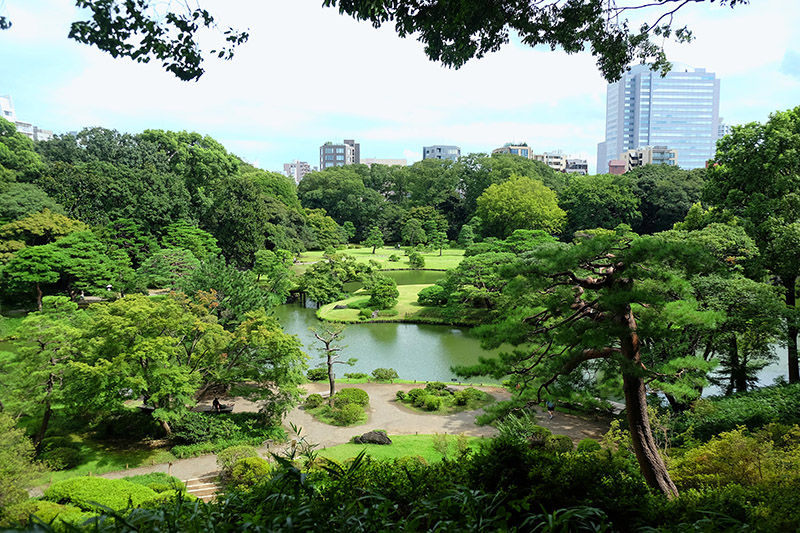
[388,254,400,262]
[424,395,442,411]
[407,250,425,268]
[332,403,365,426]
[39,447,82,471]
[44,476,158,512]
[343,372,368,380]
[124,472,185,492]
[307,367,328,381]
[138,247,200,288]
[230,456,272,490]
[0,500,91,530]
[395,390,406,401]
[334,387,369,407]
[161,220,221,261]
[171,412,238,444]
[560,174,641,237]
[417,284,447,306]
[0,412,47,509]
[476,174,565,238]
[371,367,399,382]
[362,225,384,253]
[546,434,574,453]
[358,307,373,320]
[670,383,800,443]
[304,393,324,409]
[576,439,602,453]
[217,445,259,477]
[365,274,399,309]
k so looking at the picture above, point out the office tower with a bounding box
[597,63,720,172]
[320,139,360,170]
[423,145,461,161]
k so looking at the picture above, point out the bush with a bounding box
[417,285,448,306]
[40,447,82,471]
[44,477,157,512]
[140,490,197,509]
[424,396,443,411]
[425,382,449,395]
[332,404,365,426]
[92,409,162,440]
[124,472,185,492]
[335,388,369,407]
[546,434,574,453]
[406,388,426,404]
[453,387,485,406]
[396,390,406,401]
[0,500,93,529]
[304,393,324,409]
[307,367,328,381]
[408,251,425,269]
[388,254,400,262]
[358,308,374,319]
[231,456,272,489]
[377,309,399,317]
[40,436,80,452]
[217,445,259,477]
[576,439,602,453]
[172,412,238,444]
[344,372,369,380]
[372,368,399,382]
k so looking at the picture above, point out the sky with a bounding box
[1,1,799,175]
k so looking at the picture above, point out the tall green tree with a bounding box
[559,174,641,237]
[0,412,47,508]
[704,106,800,382]
[401,218,426,246]
[362,225,384,254]
[476,175,565,238]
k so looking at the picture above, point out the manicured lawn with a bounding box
[316,284,486,325]
[293,246,465,274]
[317,434,489,463]
[35,436,177,485]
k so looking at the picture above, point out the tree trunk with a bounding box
[729,336,748,394]
[786,277,799,384]
[36,282,43,311]
[33,400,52,454]
[328,358,336,408]
[372,245,376,254]
[159,419,172,435]
[620,309,679,499]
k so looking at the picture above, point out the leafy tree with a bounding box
[71,294,231,435]
[559,174,641,237]
[342,221,357,244]
[208,175,271,267]
[138,247,201,289]
[100,218,156,269]
[362,225,384,254]
[402,218,426,246]
[252,249,294,305]
[0,183,63,224]
[628,165,705,234]
[0,412,47,508]
[241,163,301,210]
[221,309,307,424]
[456,228,733,498]
[0,117,46,182]
[0,208,87,250]
[408,250,425,269]
[161,221,221,261]
[298,253,373,306]
[365,274,399,310]
[311,325,355,407]
[2,244,62,310]
[429,230,448,256]
[704,106,800,382]
[476,175,565,238]
[306,208,346,250]
[0,297,84,450]
[457,225,476,248]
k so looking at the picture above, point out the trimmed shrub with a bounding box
[92,409,162,440]
[123,472,185,492]
[406,388,427,404]
[576,439,602,453]
[377,309,399,317]
[231,456,272,489]
[372,368,399,382]
[396,390,406,401]
[39,436,80,452]
[140,490,197,509]
[417,285,447,306]
[44,477,157,512]
[425,382,449,396]
[307,367,328,381]
[358,308,374,319]
[172,412,238,444]
[344,372,369,380]
[0,500,93,529]
[333,404,365,426]
[388,254,400,262]
[217,445,259,477]
[40,447,82,471]
[424,395,443,411]
[335,388,369,407]
[546,434,574,453]
[304,393,324,409]
[413,393,431,408]
[408,251,425,269]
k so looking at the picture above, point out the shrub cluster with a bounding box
[398,383,489,413]
[44,477,158,513]
[307,367,328,381]
[306,388,370,427]
[169,412,282,458]
[371,368,399,382]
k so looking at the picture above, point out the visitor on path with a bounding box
[546,399,555,419]
[212,397,221,413]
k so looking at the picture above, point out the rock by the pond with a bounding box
[334,304,348,309]
[371,310,379,318]
[354,431,392,445]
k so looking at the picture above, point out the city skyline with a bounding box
[0,1,798,174]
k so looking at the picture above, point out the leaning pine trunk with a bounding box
[620,309,679,499]
[785,277,799,384]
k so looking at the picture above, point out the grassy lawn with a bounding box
[316,284,486,326]
[35,435,177,485]
[317,434,489,463]
[293,246,465,274]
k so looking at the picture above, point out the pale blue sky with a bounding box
[1,1,798,174]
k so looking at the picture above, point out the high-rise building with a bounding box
[423,145,461,161]
[597,64,720,172]
[283,160,314,184]
[320,139,360,170]
[1,94,53,141]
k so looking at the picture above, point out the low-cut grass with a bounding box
[317,434,489,463]
[35,436,177,485]
[317,284,486,325]
[293,246,465,274]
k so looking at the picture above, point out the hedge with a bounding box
[44,477,158,512]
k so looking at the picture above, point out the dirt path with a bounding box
[94,383,611,484]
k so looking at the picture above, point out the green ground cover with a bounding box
[316,284,486,325]
[293,246,465,274]
[317,434,488,463]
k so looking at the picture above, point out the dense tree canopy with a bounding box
[476,175,565,238]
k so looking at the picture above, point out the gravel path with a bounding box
[96,383,611,483]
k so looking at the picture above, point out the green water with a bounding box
[273,302,501,383]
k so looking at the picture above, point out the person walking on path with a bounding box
[546,399,555,419]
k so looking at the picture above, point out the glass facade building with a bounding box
[597,64,720,172]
